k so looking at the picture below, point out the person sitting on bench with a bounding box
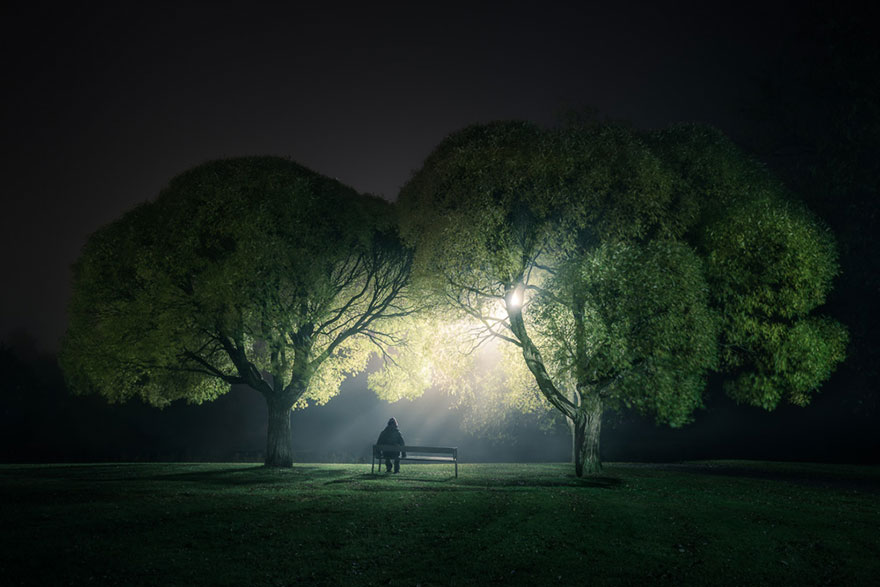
[376,417,407,473]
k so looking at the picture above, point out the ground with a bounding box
[1,461,877,585]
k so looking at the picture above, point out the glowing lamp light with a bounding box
[507,285,523,310]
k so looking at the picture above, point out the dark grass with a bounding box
[1,461,878,586]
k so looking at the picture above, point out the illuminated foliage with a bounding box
[368,309,555,440]
[649,126,848,409]
[61,157,412,466]
[397,121,847,476]
[531,240,718,425]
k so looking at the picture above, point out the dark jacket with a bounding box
[376,425,406,458]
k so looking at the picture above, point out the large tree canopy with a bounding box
[61,157,412,466]
[395,121,847,476]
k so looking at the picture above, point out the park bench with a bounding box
[371,444,458,478]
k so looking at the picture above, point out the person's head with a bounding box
[387,417,398,428]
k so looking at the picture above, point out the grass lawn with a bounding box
[1,461,878,586]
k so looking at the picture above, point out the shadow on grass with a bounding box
[618,462,880,492]
[456,475,623,489]
[330,474,457,486]
[1,463,621,491]
[351,472,623,490]
[0,463,356,488]
[0,463,166,479]
[140,465,350,486]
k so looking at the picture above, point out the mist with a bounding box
[3,331,876,466]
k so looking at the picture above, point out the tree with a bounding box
[396,121,847,476]
[743,7,879,418]
[60,157,412,467]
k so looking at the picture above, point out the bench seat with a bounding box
[372,444,458,477]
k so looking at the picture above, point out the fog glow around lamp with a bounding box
[507,284,523,310]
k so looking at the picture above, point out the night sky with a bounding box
[2,2,875,463]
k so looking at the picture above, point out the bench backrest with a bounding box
[373,444,457,456]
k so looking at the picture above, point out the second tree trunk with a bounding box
[264,395,294,467]
[572,396,603,477]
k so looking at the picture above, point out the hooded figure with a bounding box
[376,417,406,473]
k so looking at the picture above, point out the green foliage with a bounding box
[399,121,548,288]
[701,197,838,320]
[641,124,778,216]
[61,157,411,413]
[396,120,847,456]
[643,124,849,410]
[700,195,847,409]
[368,310,558,440]
[531,241,718,426]
[399,121,689,287]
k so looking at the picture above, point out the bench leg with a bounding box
[455,460,458,478]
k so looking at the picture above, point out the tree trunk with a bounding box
[569,389,580,465]
[573,396,603,477]
[264,395,294,467]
